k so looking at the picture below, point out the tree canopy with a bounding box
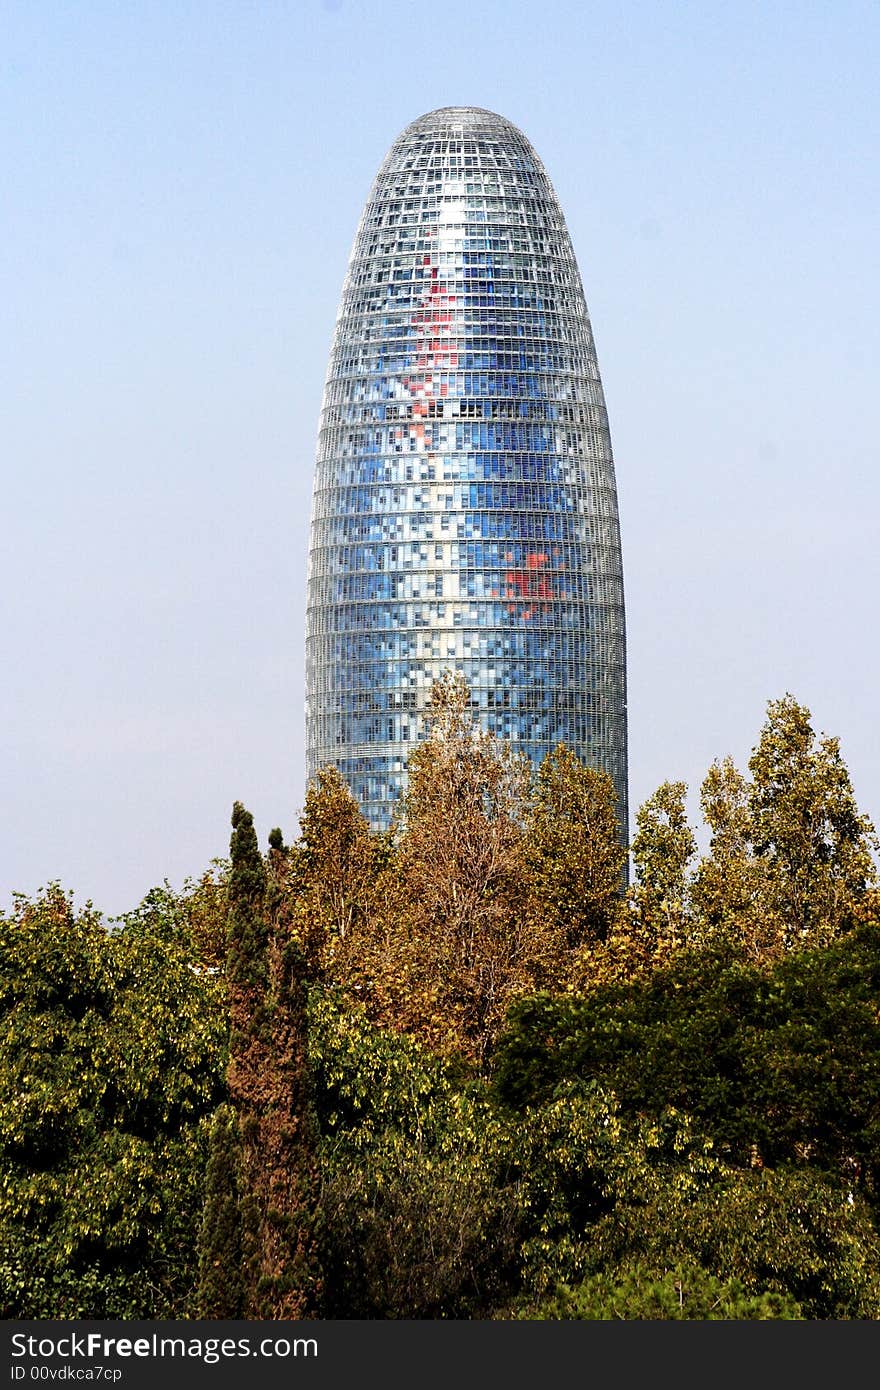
[3,685,878,1319]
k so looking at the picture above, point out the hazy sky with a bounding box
[3,0,878,916]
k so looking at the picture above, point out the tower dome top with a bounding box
[398,106,531,143]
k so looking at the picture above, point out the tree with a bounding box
[369,673,534,1060]
[196,1104,244,1317]
[292,765,379,970]
[493,922,880,1190]
[227,801,268,994]
[691,756,781,960]
[500,1067,880,1319]
[122,865,230,972]
[630,781,697,957]
[525,1261,802,1319]
[0,884,226,1318]
[397,672,530,951]
[309,991,520,1318]
[328,678,531,1056]
[525,745,626,956]
[218,802,321,1319]
[748,695,878,946]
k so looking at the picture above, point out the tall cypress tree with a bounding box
[196,1104,244,1317]
[220,800,321,1318]
[227,800,268,994]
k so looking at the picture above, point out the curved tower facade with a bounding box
[306,107,627,831]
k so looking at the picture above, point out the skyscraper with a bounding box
[306,107,627,832]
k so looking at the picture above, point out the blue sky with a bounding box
[3,0,878,914]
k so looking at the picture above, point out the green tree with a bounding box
[526,1261,802,1319]
[748,695,878,946]
[0,884,226,1318]
[227,801,268,993]
[501,1072,880,1319]
[196,1104,244,1317]
[631,781,697,957]
[493,921,880,1189]
[525,745,626,957]
[114,865,230,973]
[691,756,780,959]
[608,1164,880,1320]
[308,990,520,1318]
[292,765,379,969]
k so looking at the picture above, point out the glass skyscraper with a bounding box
[306,107,627,832]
